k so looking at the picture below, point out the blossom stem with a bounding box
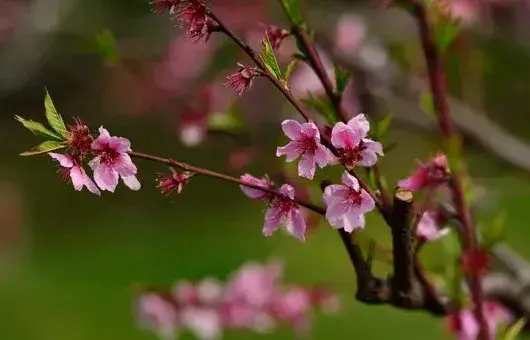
[207,11,311,123]
[291,27,349,123]
[207,9,382,209]
[410,1,488,338]
[128,150,325,215]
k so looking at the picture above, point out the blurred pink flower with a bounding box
[49,153,100,195]
[180,307,222,340]
[335,14,366,54]
[276,120,333,179]
[0,0,20,44]
[438,0,479,25]
[156,171,193,195]
[331,114,383,168]
[416,211,449,241]
[448,301,513,340]
[137,294,179,340]
[398,153,449,191]
[323,171,375,232]
[272,288,311,334]
[239,174,272,200]
[89,127,141,192]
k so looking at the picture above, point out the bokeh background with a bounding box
[1,0,530,339]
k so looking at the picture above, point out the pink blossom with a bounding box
[156,171,193,195]
[137,294,179,340]
[225,63,259,95]
[151,0,181,15]
[262,184,307,241]
[264,24,290,51]
[322,171,375,232]
[188,17,217,42]
[276,120,333,179]
[49,153,100,195]
[416,211,449,241]
[438,0,479,25]
[89,127,141,192]
[175,0,207,30]
[224,260,282,308]
[398,153,449,191]
[239,174,272,200]
[272,288,311,334]
[66,118,93,156]
[335,14,366,54]
[180,307,222,340]
[331,114,383,168]
[448,301,513,340]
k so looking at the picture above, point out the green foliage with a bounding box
[207,104,244,132]
[284,60,297,85]
[44,89,69,139]
[420,90,436,118]
[260,37,283,81]
[333,64,351,95]
[279,0,302,26]
[479,211,506,250]
[371,112,393,141]
[433,19,460,52]
[15,115,63,141]
[94,28,119,66]
[501,318,526,340]
[302,92,337,124]
[20,140,67,156]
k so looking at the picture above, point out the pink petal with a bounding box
[88,155,101,171]
[298,152,316,179]
[49,153,73,168]
[398,173,424,191]
[70,166,101,195]
[115,153,138,176]
[281,120,303,140]
[121,174,141,191]
[300,122,319,139]
[341,171,360,191]
[279,184,295,200]
[347,113,370,138]
[109,136,132,153]
[331,122,359,149]
[359,191,375,212]
[323,184,349,206]
[239,174,269,199]
[93,163,119,192]
[285,209,306,242]
[181,308,222,340]
[91,126,112,150]
[276,142,302,162]
[314,144,332,168]
[325,200,351,222]
[263,207,283,237]
[341,212,364,232]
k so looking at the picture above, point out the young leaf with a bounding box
[480,211,506,250]
[94,28,119,66]
[503,318,526,340]
[420,90,436,118]
[433,19,460,52]
[293,52,309,63]
[44,89,68,139]
[260,37,282,81]
[302,92,337,124]
[280,0,302,26]
[20,140,67,156]
[333,64,351,95]
[372,113,392,140]
[283,60,297,84]
[15,115,62,140]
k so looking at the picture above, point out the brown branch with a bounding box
[410,1,489,337]
[128,150,325,215]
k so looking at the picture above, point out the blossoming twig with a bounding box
[128,150,324,215]
[410,1,489,337]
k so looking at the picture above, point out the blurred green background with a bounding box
[1,0,530,339]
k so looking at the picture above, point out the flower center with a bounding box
[272,195,297,214]
[100,147,120,165]
[426,163,448,185]
[297,136,317,153]
[337,140,367,166]
[346,188,362,207]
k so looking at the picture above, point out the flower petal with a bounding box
[93,163,119,192]
[70,165,101,195]
[347,113,370,138]
[109,136,132,153]
[239,174,269,199]
[331,122,359,149]
[276,142,302,162]
[281,120,303,140]
[325,200,351,223]
[122,174,141,191]
[300,122,319,139]
[115,153,138,176]
[263,207,283,237]
[298,152,316,179]
[359,191,375,212]
[91,127,112,150]
[49,153,73,168]
[279,184,295,199]
[341,171,360,191]
[314,144,332,168]
[285,209,306,242]
[323,184,349,206]
[341,212,364,233]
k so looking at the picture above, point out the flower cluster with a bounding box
[136,260,339,340]
[448,301,513,339]
[50,121,140,194]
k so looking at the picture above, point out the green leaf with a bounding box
[44,89,68,139]
[302,92,337,124]
[420,90,436,118]
[15,115,62,140]
[293,52,309,63]
[20,140,67,156]
[279,0,302,25]
[433,19,460,52]
[372,113,392,140]
[94,28,119,66]
[480,211,506,250]
[259,37,282,81]
[502,318,526,340]
[283,60,297,84]
[333,64,351,95]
